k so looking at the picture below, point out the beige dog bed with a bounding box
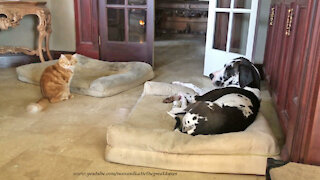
[105,81,280,175]
[16,54,154,97]
[270,162,320,180]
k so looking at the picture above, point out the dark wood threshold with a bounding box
[0,51,75,68]
[265,158,289,180]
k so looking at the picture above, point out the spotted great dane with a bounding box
[164,57,261,136]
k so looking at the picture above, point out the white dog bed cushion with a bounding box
[16,54,154,97]
[105,81,280,175]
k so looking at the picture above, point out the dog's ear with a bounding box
[239,64,254,88]
[185,101,199,112]
[239,61,261,89]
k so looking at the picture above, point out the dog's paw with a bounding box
[163,95,181,103]
[172,100,182,108]
[163,96,175,103]
[167,111,176,118]
[169,107,185,115]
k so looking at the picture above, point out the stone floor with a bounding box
[0,41,283,180]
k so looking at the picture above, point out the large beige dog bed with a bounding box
[16,54,154,97]
[106,81,280,175]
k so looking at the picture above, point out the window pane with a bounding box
[230,13,250,55]
[129,9,146,42]
[106,0,124,4]
[213,12,229,51]
[217,0,230,8]
[129,0,146,5]
[234,0,251,9]
[107,8,125,41]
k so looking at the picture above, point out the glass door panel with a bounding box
[128,0,146,5]
[129,9,146,42]
[234,0,251,9]
[106,0,124,5]
[216,0,231,8]
[230,13,250,54]
[107,8,125,41]
[213,12,229,51]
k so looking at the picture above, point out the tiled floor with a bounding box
[0,41,283,179]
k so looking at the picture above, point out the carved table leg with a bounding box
[37,10,48,63]
[45,13,53,60]
[45,33,53,60]
[37,32,46,62]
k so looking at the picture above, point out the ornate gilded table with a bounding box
[0,1,53,62]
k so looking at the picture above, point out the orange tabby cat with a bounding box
[27,54,78,113]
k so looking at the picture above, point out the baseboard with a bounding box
[1,53,266,81]
[0,51,75,68]
[0,54,38,68]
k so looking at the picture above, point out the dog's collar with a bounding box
[219,85,261,100]
[244,87,261,100]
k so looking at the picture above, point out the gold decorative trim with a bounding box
[269,7,275,26]
[0,46,40,56]
[285,8,294,36]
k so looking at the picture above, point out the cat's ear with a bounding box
[72,54,77,58]
[60,54,66,59]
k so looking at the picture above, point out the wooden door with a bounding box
[98,0,154,65]
[74,0,100,59]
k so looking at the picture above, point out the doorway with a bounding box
[203,0,259,75]
[155,0,209,42]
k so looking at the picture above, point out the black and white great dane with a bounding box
[164,57,261,136]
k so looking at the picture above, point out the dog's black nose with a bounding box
[209,73,214,80]
[215,81,222,86]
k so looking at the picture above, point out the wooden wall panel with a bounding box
[264,0,320,165]
[74,0,99,59]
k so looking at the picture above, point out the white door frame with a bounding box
[204,0,259,76]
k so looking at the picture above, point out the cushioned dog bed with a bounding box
[16,54,154,97]
[105,81,280,175]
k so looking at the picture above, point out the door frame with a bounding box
[74,0,100,59]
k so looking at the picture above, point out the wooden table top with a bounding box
[0,0,46,6]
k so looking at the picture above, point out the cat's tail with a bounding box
[27,98,49,113]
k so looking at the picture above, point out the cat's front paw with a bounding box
[68,94,74,99]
